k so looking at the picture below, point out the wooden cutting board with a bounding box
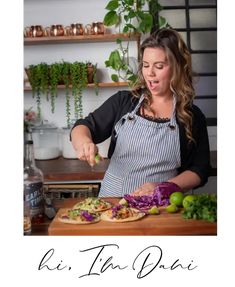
[48,198,217,236]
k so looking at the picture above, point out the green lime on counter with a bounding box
[148,206,160,215]
[166,204,179,213]
[169,191,184,207]
[182,194,197,209]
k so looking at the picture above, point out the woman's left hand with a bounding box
[131,182,158,196]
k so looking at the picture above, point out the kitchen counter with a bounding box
[47,198,217,236]
[36,151,217,184]
[36,157,110,184]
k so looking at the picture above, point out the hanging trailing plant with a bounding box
[70,62,88,120]
[25,60,98,126]
[38,63,50,100]
[49,62,62,113]
[26,63,50,119]
[61,61,71,127]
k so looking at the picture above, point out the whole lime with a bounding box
[166,204,179,213]
[169,191,184,207]
[182,194,197,209]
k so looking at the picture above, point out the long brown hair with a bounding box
[132,28,195,142]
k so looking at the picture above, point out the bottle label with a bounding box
[25,182,44,217]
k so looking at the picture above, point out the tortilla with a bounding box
[73,197,112,212]
[101,206,145,222]
[58,209,100,225]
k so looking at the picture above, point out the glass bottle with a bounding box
[24,140,44,226]
[24,188,31,235]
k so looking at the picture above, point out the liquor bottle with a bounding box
[24,187,31,235]
[24,140,44,225]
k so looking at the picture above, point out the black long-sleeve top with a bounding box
[72,90,211,188]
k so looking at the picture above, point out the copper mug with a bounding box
[45,24,65,36]
[24,25,45,37]
[85,22,105,35]
[65,23,84,36]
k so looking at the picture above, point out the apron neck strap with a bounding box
[131,93,177,124]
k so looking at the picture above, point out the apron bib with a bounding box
[99,95,181,197]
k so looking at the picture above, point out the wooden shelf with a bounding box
[24,33,141,45]
[24,81,129,91]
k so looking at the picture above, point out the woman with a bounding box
[71,28,211,197]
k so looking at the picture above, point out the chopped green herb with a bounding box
[182,194,217,222]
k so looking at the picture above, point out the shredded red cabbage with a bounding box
[81,211,94,221]
[110,204,123,218]
[123,182,181,211]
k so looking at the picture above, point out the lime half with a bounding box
[166,204,179,213]
[148,206,160,215]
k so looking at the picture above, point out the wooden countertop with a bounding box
[48,198,217,236]
[36,157,110,182]
[36,151,217,183]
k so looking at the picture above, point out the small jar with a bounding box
[32,122,60,160]
[61,127,77,159]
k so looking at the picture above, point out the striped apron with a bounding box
[99,94,181,197]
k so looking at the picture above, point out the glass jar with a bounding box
[32,122,60,160]
[61,127,77,159]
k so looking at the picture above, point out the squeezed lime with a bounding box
[95,154,101,164]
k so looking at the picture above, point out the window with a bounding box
[155,0,217,120]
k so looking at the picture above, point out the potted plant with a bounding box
[26,63,50,118]
[87,62,99,95]
[49,62,62,114]
[103,0,168,85]
[25,61,98,127]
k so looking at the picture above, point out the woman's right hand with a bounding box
[71,125,100,167]
[76,141,99,167]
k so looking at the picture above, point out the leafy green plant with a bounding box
[103,0,168,85]
[61,61,71,127]
[25,61,98,127]
[49,62,62,113]
[70,62,87,120]
[26,63,49,118]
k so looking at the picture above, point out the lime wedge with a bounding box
[148,206,160,215]
[119,198,129,206]
[166,204,179,213]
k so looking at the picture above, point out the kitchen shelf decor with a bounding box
[25,61,98,126]
[24,32,140,45]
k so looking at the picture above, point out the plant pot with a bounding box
[87,64,94,83]
[25,63,96,87]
